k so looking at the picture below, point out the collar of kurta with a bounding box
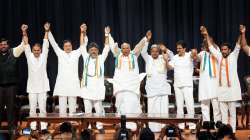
[115,52,135,70]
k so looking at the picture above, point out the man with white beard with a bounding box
[141,43,173,132]
[22,23,50,133]
[109,30,152,130]
[47,22,88,115]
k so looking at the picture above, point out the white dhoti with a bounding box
[29,93,48,130]
[147,95,168,132]
[58,96,77,115]
[115,91,142,131]
[84,99,104,129]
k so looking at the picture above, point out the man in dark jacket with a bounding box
[0,24,27,134]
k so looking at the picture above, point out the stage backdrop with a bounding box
[0,0,250,95]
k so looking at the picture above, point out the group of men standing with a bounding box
[0,22,250,134]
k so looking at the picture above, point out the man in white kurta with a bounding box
[110,31,151,130]
[47,23,88,115]
[141,44,172,132]
[199,26,221,123]
[208,42,242,133]
[80,25,110,131]
[23,24,50,131]
[167,41,196,129]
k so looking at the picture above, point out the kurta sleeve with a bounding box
[208,45,222,61]
[101,44,111,62]
[140,42,150,63]
[48,31,63,55]
[79,36,88,58]
[24,43,32,57]
[110,43,120,57]
[42,39,49,58]
[167,49,174,61]
[13,42,25,58]
[133,37,148,57]
[231,44,241,59]
[168,58,175,68]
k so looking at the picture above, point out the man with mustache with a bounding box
[80,26,111,133]
[0,25,26,136]
[47,22,88,115]
[198,26,222,124]
[205,26,242,133]
[166,40,197,129]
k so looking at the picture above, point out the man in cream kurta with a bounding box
[110,31,151,130]
[209,43,241,133]
[208,26,243,133]
[80,25,111,131]
[199,26,221,123]
[47,23,88,115]
[141,44,172,132]
[23,24,50,131]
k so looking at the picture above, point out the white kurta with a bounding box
[198,51,219,101]
[48,32,87,97]
[141,48,171,97]
[80,44,110,100]
[24,39,50,93]
[112,37,148,97]
[113,54,141,95]
[169,52,194,88]
[208,45,242,102]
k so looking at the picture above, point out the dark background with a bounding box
[0,0,250,95]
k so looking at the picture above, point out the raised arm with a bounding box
[42,24,50,57]
[240,25,250,56]
[101,26,112,61]
[133,30,152,57]
[108,31,120,57]
[229,25,243,58]
[46,22,63,55]
[140,41,150,63]
[79,23,88,57]
[200,26,222,60]
[13,24,28,57]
